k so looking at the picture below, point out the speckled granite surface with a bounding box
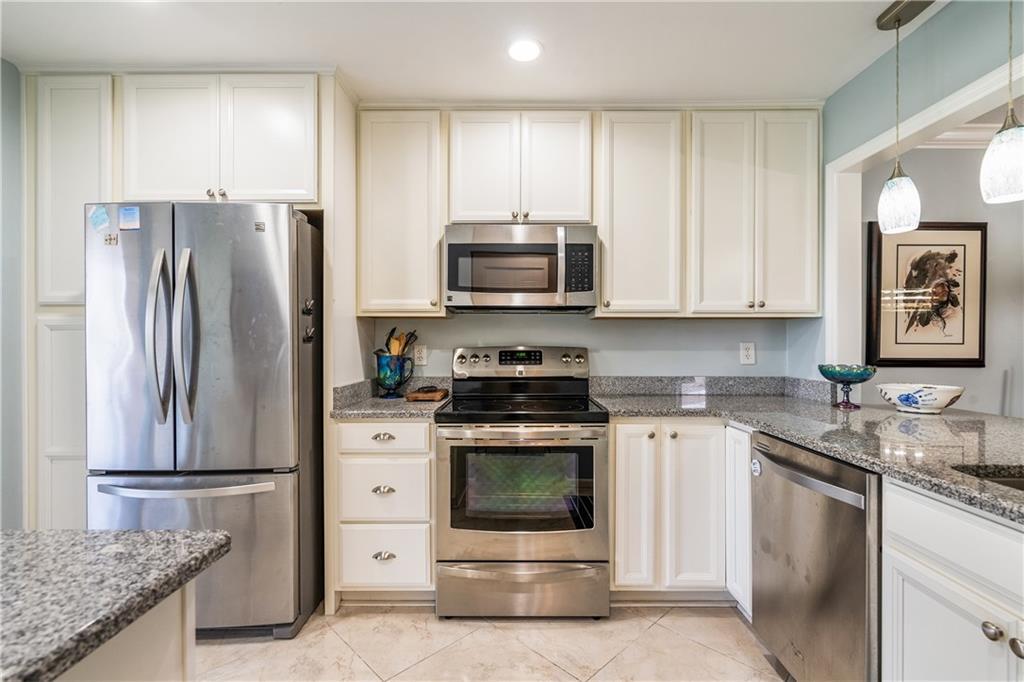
[595,394,1024,526]
[1,530,230,681]
[332,397,444,419]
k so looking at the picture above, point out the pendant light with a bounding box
[878,18,922,234]
[979,0,1024,204]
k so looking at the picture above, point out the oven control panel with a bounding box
[452,346,589,379]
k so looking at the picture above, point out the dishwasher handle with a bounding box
[752,446,866,510]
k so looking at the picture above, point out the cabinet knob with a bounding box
[669,431,678,439]
[512,211,519,220]
[206,188,215,198]
[757,300,766,308]
[371,551,397,561]
[523,211,530,220]
[218,188,227,197]
[647,431,656,439]
[981,621,1004,641]
[1010,638,1024,659]
[370,484,396,495]
[603,300,611,308]
[430,299,438,307]
[746,301,755,309]
[371,432,396,442]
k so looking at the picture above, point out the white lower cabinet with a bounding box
[338,457,430,522]
[724,426,752,618]
[613,420,725,591]
[338,524,432,589]
[882,481,1024,681]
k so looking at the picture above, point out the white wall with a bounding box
[861,147,1024,417]
[371,316,790,377]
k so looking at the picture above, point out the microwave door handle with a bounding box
[556,225,566,305]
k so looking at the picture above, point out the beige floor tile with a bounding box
[657,607,775,674]
[491,607,657,680]
[391,626,576,682]
[197,615,380,681]
[623,605,671,623]
[325,606,487,680]
[591,623,778,682]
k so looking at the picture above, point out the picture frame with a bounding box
[865,221,986,367]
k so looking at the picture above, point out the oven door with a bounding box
[436,425,608,562]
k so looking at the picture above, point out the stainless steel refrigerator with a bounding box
[85,202,323,639]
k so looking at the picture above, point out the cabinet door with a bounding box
[598,112,682,315]
[449,111,521,222]
[123,75,219,200]
[688,111,756,313]
[219,74,317,202]
[521,111,592,222]
[36,76,111,305]
[661,423,726,589]
[724,427,752,618]
[613,424,659,588]
[754,111,819,314]
[883,547,1022,682]
[358,111,443,314]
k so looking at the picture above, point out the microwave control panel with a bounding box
[565,244,594,293]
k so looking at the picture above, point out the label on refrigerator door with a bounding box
[87,205,110,232]
[118,206,141,231]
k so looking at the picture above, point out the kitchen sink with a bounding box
[984,478,1024,491]
[951,465,1024,492]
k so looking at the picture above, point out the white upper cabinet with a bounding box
[123,75,219,201]
[754,110,819,314]
[688,109,819,316]
[123,74,317,202]
[689,111,755,313]
[449,111,521,222]
[521,111,592,222]
[358,110,443,315]
[449,110,592,223]
[219,74,317,202]
[597,111,683,315]
[36,76,112,305]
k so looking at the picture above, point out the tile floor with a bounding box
[197,605,780,682]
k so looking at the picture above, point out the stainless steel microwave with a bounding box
[442,224,598,311]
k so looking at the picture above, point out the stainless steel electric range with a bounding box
[434,346,610,618]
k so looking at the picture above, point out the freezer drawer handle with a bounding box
[96,481,276,499]
[144,248,173,424]
[371,432,396,442]
[371,551,397,561]
[437,564,602,583]
[172,248,200,424]
[752,446,866,510]
[370,485,396,495]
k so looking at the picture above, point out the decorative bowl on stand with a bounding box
[818,364,877,411]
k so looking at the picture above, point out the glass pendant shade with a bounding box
[878,161,921,234]
[979,109,1024,204]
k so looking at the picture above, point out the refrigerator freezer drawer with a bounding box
[88,472,298,629]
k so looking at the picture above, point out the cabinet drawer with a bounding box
[338,422,430,453]
[884,482,1024,610]
[338,524,432,589]
[338,457,429,522]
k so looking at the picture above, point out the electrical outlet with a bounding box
[740,342,756,365]
[413,344,428,366]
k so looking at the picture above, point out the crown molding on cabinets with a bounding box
[16,64,339,76]
[357,99,825,112]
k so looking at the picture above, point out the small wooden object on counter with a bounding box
[405,386,449,402]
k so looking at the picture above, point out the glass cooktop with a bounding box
[434,397,609,424]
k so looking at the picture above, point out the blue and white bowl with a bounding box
[877,383,965,414]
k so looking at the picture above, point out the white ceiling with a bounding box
[2,1,932,105]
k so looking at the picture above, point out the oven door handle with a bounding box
[437,563,602,583]
[436,427,607,441]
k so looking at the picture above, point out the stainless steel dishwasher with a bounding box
[750,433,881,682]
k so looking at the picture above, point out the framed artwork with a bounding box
[866,222,986,367]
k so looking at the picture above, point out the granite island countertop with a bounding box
[334,393,1024,526]
[1,529,231,681]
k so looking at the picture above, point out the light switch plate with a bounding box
[413,344,428,366]
[740,342,756,365]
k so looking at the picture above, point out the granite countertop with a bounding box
[334,392,1024,526]
[1,529,231,681]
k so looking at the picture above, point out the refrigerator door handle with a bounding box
[144,249,173,424]
[172,248,199,424]
[96,481,277,499]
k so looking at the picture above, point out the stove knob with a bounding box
[561,353,572,364]
[574,354,586,364]
[482,354,491,363]
[469,354,480,364]
[456,354,467,365]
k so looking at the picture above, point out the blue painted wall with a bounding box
[824,0,1023,163]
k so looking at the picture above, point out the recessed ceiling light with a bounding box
[508,39,542,62]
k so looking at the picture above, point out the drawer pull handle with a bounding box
[982,621,1004,641]
[1009,637,1024,659]
[371,484,396,495]
[371,432,396,442]
[372,550,397,561]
